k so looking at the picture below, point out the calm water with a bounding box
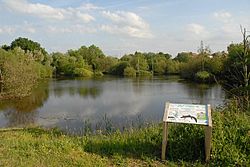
[0,76,225,134]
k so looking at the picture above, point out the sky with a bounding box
[0,0,249,57]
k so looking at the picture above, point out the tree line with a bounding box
[0,29,249,99]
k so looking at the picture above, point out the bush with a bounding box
[211,105,250,166]
[0,48,39,98]
[166,60,182,74]
[195,71,211,82]
[94,71,104,77]
[109,61,129,76]
[35,63,53,78]
[180,57,203,79]
[73,68,93,77]
[123,67,136,77]
[138,70,152,76]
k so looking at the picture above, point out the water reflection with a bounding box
[0,76,226,134]
[51,79,102,98]
[0,81,49,127]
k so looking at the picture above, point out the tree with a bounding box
[130,52,149,72]
[241,27,250,87]
[223,27,250,89]
[153,55,167,74]
[10,37,47,55]
[197,41,211,71]
[10,37,49,65]
[109,61,130,76]
[1,44,10,51]
[174,52,192,62]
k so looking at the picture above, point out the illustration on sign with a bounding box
[166,103,208,125]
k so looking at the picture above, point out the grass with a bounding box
[0,103,249,167]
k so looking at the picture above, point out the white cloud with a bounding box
[187,23,206,35]
[213,10,239,36]
[78,3,103,10]
[100,25,152,38]
[26,27,36,33]
[3,0,65,20]
[214,11,232,23]
[0,22,37,35]
[75,11,95,23]
[101,10,153,38]
[0,26,16,34]
[3,0,95,23]
[47,25,97,34]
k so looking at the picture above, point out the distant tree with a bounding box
[1,44,10,51]
[123,66,136,77]
[158,52,171,59]
[10,37,47,55]
[120,54,133,62]
[166,59,182,74]
[154,55,167,74]
[109,61,130,76]
[130,52,149,72]
[174,52,192,62]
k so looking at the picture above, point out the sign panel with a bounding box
[166,103,208,125]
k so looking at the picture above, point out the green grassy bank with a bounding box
[0,103,249,167]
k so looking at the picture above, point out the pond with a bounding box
[0,76,226,134]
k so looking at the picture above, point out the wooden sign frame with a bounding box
[161,102,212,162]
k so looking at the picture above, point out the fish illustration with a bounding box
[180,115,197,122]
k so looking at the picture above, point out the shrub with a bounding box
[94,71,104,77]
[138,70,152,76]
[73,68,93,77]
[123,67,136,77]
[109,61,130,76]
[195,71,211,82]
[0,48,39,98]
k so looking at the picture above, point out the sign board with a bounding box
[166,103,209,125]
[162,102,212,162]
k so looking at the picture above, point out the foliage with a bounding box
[138,70,152,76]
[166,60,182,74]
[211,102,250,166]
[123,67,136,77]
[109,61,130,76]
[0,48,51,99]
[1,37,54,68]
[205,55,225,75]
[174,52,193,63]
[195,71,211,82]
[153,55,167,75]
[222,43,250,89]
[94,71,104,77]
[180,56,204,80]
[73,68,93,77]
[10,37,47,56]
[130,52,149,72]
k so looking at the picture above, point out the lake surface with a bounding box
[0,76,226,134]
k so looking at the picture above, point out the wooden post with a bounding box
[161,122,168,160]
[162,102,170,160]
[205,104,212,162]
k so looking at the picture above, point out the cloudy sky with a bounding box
[0,0,249,57]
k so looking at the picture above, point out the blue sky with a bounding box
[0,0,249,57]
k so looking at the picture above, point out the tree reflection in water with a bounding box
[0,81,49,127]
[52,79,102,98]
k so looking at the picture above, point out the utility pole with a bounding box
[198,40,205,71]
